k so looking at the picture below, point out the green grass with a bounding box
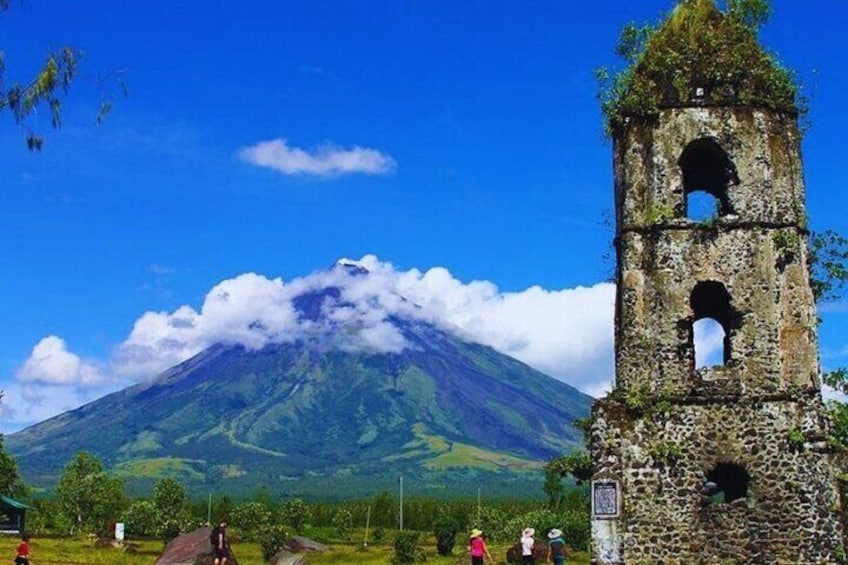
[114,457,207,481]
[0,534,590,564]
[0,535,162,565]
[386,422,541,472]
[306,539,591,565]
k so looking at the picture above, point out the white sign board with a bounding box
[591,478,622,564]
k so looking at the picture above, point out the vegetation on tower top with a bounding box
[597,0,803,135]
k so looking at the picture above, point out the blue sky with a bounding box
[1,1,847,432]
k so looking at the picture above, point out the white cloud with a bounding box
[0,382,115,434]
[9,256,616,430]
[237,138,397,177]
[112,256,615,393]
[4,337,128,432]
[17,336,107,386]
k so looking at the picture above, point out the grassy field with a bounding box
[0,533,590,564]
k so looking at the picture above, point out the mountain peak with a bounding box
[331,258,371,277]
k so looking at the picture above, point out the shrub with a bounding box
[468,505,510,542]
[279,498,311,532]
[122,500,159,537]
[433,516,461,556]
[257,523,290,561]
[392,530,424,564]
[332,507,354,540]
[597,0,802,136]
[230,501,272,542]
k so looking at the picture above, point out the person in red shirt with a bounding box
[15,533,31,565]
[469,528,492,564]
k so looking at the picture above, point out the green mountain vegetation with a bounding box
[8,294,593,499]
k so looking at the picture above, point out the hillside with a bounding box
[8,271,594,498]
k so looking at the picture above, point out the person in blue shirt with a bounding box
[547,528,567,565]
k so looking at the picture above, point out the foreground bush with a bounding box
[392,530,424,564]
[257,523,290,561]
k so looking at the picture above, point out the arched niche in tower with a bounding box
[679,138,739,221]
[690,281,738,368]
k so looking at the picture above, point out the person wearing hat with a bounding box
[469,528,492,564]
[547,528,567,565]
[520,527,536,564]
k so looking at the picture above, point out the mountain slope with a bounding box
[8,272,594,498]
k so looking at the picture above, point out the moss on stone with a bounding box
[599,0,802,134]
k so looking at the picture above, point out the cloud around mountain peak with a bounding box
[5,256,616,430]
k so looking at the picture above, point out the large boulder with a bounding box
[505,542,547,564]
[155,526,240,565]
[267,549,308,565]
[285,536,329,553]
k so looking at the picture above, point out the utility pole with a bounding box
[399,475,404,531]
[364,505,371,548]
[477,487,481,523]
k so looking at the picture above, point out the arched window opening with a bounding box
[690,281,737,367]
[679,138,738,220]
[703,462,750,504]
[693,317,726,369]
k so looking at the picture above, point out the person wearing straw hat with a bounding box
[469,528,492,564]
[520,527,536,564]
[547,528,567,565]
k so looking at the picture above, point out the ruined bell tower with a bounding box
[589,1,846,563]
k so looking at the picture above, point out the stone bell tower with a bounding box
[589,1,846,563]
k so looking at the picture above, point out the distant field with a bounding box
[0,534,590,564]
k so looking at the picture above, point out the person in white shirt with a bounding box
[520,527,536,565]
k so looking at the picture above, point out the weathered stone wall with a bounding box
[592,105,846,564]
[614,108,806,230]
[615,226,818,394]
[592,394,843,563]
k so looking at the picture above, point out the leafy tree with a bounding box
[209,494,234,526]
[370,490,397,528]
[0,2,124,149]
[22,497,72,535]
[230,501,272,542]
[331,506,354,540]
[809,230,848,304]
[278,498,311,532]
[392,530,424,564]
[0,434,27,498]
[153,477,192,543]
[257,523,289,561]
[252,485,275,508]
[469,505,510,542]
[433,514,461,556]
[122,499,159,537]
[726,0,771,29]
[543,463,566,512]
[55,451,124,535]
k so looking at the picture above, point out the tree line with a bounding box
[0,445,590,560]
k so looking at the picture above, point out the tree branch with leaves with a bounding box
[1,2,125,149]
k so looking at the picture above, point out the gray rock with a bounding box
[155,527,239,565]
[285,536,329,553]
[267,549,307,565]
